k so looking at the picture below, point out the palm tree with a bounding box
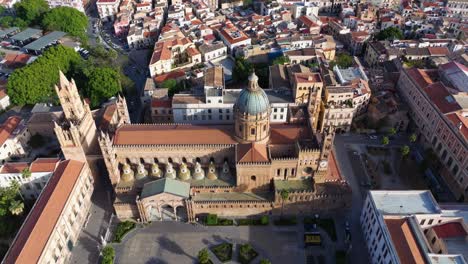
[381,136,390,146]
[280,189,289,218]
[9,200,24,215]
[260,260,272,264]
[388,127,397,136]
[198,248,210,264]
[401,145,410,157]
[409,133,417,143]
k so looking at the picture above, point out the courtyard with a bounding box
[112,221,304,264]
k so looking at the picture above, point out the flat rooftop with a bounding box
[0,27,19,38]
[370,190,441,215]
[10,28,42,42]
[23,31,66,51]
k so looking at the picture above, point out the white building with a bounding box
[198,42,227,62]
[0,88,10,110]
[47,0,85,12]
[0,158,60,200]
[96,0,121,22]
[172,67,294,124]
[217,22,251,55]
[4,160,94,264]
[0,116,30,164]
[361,190,468,264]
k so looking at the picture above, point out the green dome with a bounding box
[234,72,270,115]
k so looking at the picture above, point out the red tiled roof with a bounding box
[0,162,28,173]
[326,151,342,181]
[424,82,461,114]
[113,124,309,146]
[384,217,426,264]
[0,116,21,146]
[407,68,434,89]
[433,222,467,238]
[29,158,60,173]
[237,143,269,163]
[151,99,172,108]
[153,70,186,84]
[218,22,249,45]
[446,112,468,140]
[427,47,449,56]
[4,160,85,264]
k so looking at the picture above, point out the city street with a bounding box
[333,134,371,264]
[69,182,114,264]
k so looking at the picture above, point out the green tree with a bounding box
[233,57,253,84]
[332,53,353,68]
[260,259,272,264]
[14,0,49,25]
[272,55,289,65]
[243,0,253,6]
[0,16,28,28]
[388,127,397,136]
[21,168,31,179]
[0,182,22,217]
[381,136,389,146]
[409,133,417,143]
[42,7,88,41]
[7,45,82,105]
[101,245,115,264]
[198,248,210,264]
[280,189,289,217]
[85,67,121,108]
[401,145,410,157]
[8,200,24,216]
[376,27,404,41]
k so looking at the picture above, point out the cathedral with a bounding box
[54,71,351,222]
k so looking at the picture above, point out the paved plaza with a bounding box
[113,221,305,264]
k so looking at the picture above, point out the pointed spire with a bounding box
[165,162,176,179]
[59,70,69,89]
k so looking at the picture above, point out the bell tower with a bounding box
[54,71,98,162]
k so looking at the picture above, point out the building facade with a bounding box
[0,116,30,164]
[99,72,351,222]
[3,160,94,264]
[396,64,468,201]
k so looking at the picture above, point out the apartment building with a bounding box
[148,37,201,77]
[97,0,121,22]
[217,21,251,55]
[169,67,293,124]
[396,62,468,201]
[3,160,94,264]
[47,0,85,12]
[0,116,30,164]
[361,190,468,264]
[447,0,468,17]
[0,158,60,200]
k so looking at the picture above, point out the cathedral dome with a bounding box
[234,72,270,115]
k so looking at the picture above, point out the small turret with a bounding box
[221,161,231,180]
[207,161,218,180]
[150,163,162,178]
[165,162,176,179]
[178,162,191,181]
[135,163,148,180]
[192,162,205,180]
[121,163,134,182]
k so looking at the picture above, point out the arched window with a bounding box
[251,128,256,135]
[251,175,256,181]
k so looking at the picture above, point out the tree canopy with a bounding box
[42,7,88,41]
[272,55,289,65]
[376,27,404,41]
[7,45,82,105]
[0,182,21,217]
[85,67,121,108]
[233,57,253,84]
[14,0,49,25]
[331,53,353,68]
